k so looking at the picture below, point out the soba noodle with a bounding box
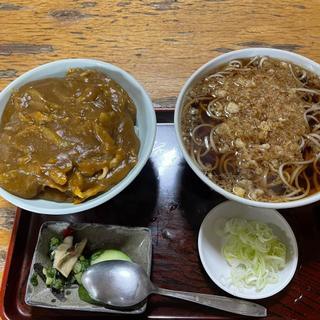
[181,56,320,202]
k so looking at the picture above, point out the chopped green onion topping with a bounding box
[221,217,287,291]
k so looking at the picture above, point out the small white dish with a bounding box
[198,200,298,300]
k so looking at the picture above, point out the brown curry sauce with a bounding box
[0,69,140,203]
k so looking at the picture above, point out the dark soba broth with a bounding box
[181,57,320,202]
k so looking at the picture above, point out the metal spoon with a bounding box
[82,260,267,317]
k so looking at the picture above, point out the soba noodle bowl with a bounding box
[181,56,320,202]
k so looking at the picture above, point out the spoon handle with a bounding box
[154,287,267,317]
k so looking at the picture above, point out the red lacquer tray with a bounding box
[1,111,320,319]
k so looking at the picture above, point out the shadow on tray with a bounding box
[79,160,159,227]
[176,162,225,232]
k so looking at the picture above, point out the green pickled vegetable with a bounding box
[78,285,101,305]
[73,261,82,274]
[74,272,83,285]
[49,236,61,253]
[30,273,38,286]
[90,249,131,265]
[52,278,64,290]
[42,266,72,291]
[72,255,90,285]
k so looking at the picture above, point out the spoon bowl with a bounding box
[82,260,153,307]
[82,260,267,317]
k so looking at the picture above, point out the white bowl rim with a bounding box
[0,58,156,214]
[198,200,299,299]
[174,48,320,209]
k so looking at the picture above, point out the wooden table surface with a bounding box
[1,0,320,303]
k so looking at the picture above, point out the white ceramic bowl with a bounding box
[175,48,320,209]
[198,200,298,299]
[0,59,156,214]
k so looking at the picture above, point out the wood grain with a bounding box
[0,198,14,289]
[0,0,320,101]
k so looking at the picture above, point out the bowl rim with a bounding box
[198,200,299,299]
[0,58,156,214]
[174,47,320,209]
